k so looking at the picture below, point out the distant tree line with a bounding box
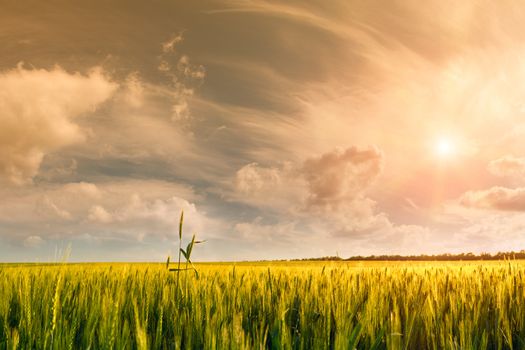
[291,250,525,261]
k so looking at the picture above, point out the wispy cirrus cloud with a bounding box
[5,0,525,260]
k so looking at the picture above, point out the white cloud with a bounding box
[0,65,117,184]
[0,180,212,244]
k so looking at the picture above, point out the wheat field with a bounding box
[1,261,525,349]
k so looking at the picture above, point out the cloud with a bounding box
[458,212,525,251]
[0,180,211,244]
[302,146,383,209]
[162,33,184,53]
[63,182,102,199]
[235,162,287,194]
[23,235,44,248]
[234,146,383,208]
[88,205,113,224]
[55,34,207,174]
[234,146,393,236]
[460,187,525,212]
[436,202,525,254]
[231,146,433,251]
[8,1,525,259]
[157,34,205,121]
[123,72,144,108]
[312,198,391,236]
[233,160,303,211]
[36,196,73,220]
[0,65,117,184]
[488,156,525,177]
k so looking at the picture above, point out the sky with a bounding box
[3,0,525,261]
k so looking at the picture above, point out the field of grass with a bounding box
[1,260,525,349]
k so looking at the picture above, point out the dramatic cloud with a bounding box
[0,65,117,184]
[302,146,383,209]
[6,1,525,260]
[234,146,393,236]
[235,146,382,205]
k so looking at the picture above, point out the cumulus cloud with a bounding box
[234,146,383,208]
[302,146,383,209]
[82,193,206,241]
[0,180,211,245]
[233,160,303,210]
[234,146,393,236]
[460,186,525,212]
[0,65,117,184]
[488,156,525,177]
[235,162,287,194]
[312,198,391,236]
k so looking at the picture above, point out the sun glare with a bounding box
[435,138,454,157]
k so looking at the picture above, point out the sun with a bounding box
[435,138,455,157]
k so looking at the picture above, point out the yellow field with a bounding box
[1,260,525,349]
